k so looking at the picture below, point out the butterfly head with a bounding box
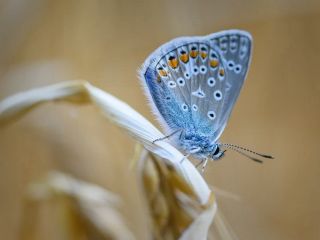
[210,145,226,160]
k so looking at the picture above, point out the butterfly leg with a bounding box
[180,146,200,164]
[201,158,209,173]
[196,159,204,168]
[195,158,208,172]
[152,129,183,144]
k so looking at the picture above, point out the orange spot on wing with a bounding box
[180,54,189,63]
[210,59,219,68]
[159,70,168,77]
[168,58,179,69]
[200,52,207,59]
[219,68,225,76]
[190,50,198,58]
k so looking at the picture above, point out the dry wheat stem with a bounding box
[0,81,217,239]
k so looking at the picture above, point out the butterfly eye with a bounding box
[207,77,216,87]
[207,111,216,120]
[165,96,171,101]
[167,81,176,88]
[177,77,185,86]
[214,90,223,101]
[212,146,221,156]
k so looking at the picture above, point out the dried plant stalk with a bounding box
[0,81,217,239]
[140,151,216,240]
[23,171,134,240]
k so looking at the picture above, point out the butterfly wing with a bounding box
[140,30,252,142]
[205,30,253,141]
[140,36,206,133]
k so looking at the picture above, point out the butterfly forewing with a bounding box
[140,30,252,143]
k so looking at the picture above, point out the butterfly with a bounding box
[140,29,272,170]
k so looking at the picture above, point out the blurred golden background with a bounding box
[0,0,320,239]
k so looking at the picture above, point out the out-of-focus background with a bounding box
[0,0,320,239]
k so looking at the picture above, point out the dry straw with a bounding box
[22,171,134,240]
[0,81,217,239]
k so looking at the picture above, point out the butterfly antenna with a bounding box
[219,143,274,163]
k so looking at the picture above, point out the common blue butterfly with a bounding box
[140,30,272,170]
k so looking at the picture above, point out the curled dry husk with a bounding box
[0,81,216,239]
[23,171,134,240]
[139,149,216,240]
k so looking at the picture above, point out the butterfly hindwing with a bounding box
[206,30,252,140]
[140,30,252,142]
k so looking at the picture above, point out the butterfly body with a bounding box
[140,30,252,162]
[178,130,223,160]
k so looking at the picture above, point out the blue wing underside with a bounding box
[141,30,252,145]
[144,67,194,131]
